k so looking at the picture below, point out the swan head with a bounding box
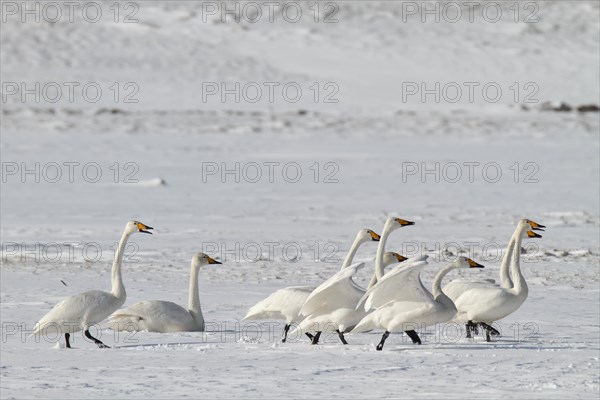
[192,252,222,267]
[383,252,408,267]
[518,219,544,238]
[126,220,153,235]
[453,256,485,269]
[356,229,381,243]
[385,217,415,231]
[525,219,545,231]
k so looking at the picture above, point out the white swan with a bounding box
[443,219,544,339]
[242,228,381,342]
[292,217,416,344]
[31,221,153,348]
[109,253,221,333]
[445,219,543,341]
[290,252,409,344]
[352,256,485,350]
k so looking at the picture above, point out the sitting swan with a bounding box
[31,221,153,348]
[352,256,485,350]
[243,229,381,342]
[109,253,221,333]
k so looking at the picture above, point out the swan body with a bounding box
[110,253,221,333]
[356,256,432,313]
[292,217,415,343]
[352,257,484,350]
[447,220,543,337]
[31,221,153,348]
[242,228,381,342]
[291,253,409,339]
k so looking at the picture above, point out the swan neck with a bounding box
[111,229,130,299]
[432,263,456,301]
[499,229,519,289]
[509,229,528,295]
[188,263,204,329]
[374,222,393,282]
[341,235,363,270]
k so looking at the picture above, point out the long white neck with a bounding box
[374,220,395,283]
[508,228,528,297]
[499,228,520,289]
[341,235,365,270]
[432,263,458,305]
[111,229,130,300]
[188,263,205,330]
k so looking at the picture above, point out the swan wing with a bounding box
[110,300,194,332]
[243,286,313,323]
[443,279,500,302]
[357,261,432,311]
[33,290,117,334]
[299,262,365,316]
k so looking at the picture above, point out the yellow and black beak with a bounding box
[396,218,415,226]
[527,220,545,232]
[395,254,408,263]
[369,231,381,242]
[467,258,485,268]
[136,222,153,234]
[527,230,542,238]
[207,257,222,265]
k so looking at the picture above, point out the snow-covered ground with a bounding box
[1,1,599,398]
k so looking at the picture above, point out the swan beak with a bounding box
[467,258,485,268]
[207,257,222,265]
[136,222,153,234]
[396,218,415,226]
[527,230,542,238]
[395,254,408,262]
[528,220,546,231]
[369,231,381,241]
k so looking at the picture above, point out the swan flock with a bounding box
[32,217,545,350]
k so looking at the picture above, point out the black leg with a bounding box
[84,329,110,348]
[311,331,322,345]
[485,330,491,342]
[65,333,71,348]
[405,330,421,345]
[305,333,314,340]
[376,331,390,351]
[282,324,290,343]
[466,320,480,339]
[336,330,348,345]
[480,323,500,336]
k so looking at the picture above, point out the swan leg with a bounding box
[479,323,500,342]
[480,323,499,336]
[405,330,421,345]
[282,324,290,343]
[376,331,390,351]
[84,329,110,348]
[305,333,314,340]
[65,333,71,349]
[466,321,478,338]
[336,330,348,345]
[311,331,322,345]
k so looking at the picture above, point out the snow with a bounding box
[1,1,599,398]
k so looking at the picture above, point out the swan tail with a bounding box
[108,313,144,332]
